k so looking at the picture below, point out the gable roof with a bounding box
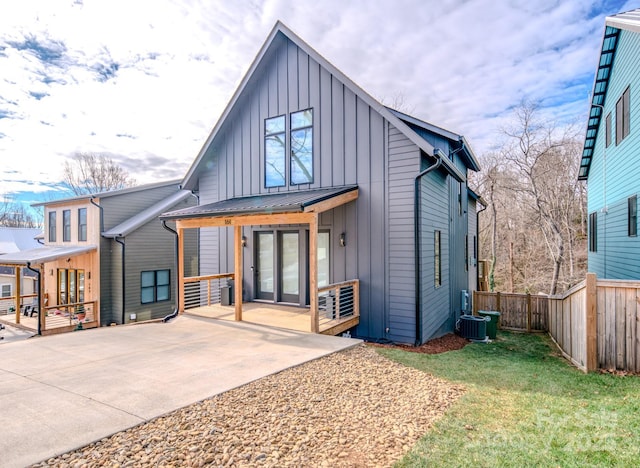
[579,8,640,180]
[0,228,42,254]
[388,108,481,173]
[102,190,192,238]
[32,179,182,207]
[182,21,476,190]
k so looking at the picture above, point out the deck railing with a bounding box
[0,294,38,315]
[183,273,235,309]
[317,279,360,333]
[43,301,98,331]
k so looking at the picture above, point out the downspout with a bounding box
[114,237,126,324]
[414,148,445,346]
[90,196,104,233]
[90,196,104,324]
[161,220,180,322]
[25,262,41,335]
[476,199,488,291]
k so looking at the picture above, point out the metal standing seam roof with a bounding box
[102,190,192,238]
[0,245,97,266]
[579,9,640,180]
[160,185,358,221]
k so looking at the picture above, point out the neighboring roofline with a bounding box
[579,8,640,180]
[578,24,621,180]
[388,108,481,172]
[102,190,192,238]
[31,179,183,207]
[182,21,476,190]
[0,245,97,265]
[606,8,640,33]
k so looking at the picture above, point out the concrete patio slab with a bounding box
[0,315,360,468]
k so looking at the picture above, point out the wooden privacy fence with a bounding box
[473,291,548,332]
[473,273,640,373]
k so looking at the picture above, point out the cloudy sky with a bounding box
[2,0,639,215]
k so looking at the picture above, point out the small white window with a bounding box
[1,284,11,298]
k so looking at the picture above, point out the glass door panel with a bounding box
[280,232,299,302]
[68,270,77,304]
[256,232,274,300]
[317,232,330,288]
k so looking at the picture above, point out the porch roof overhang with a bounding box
[0,245,97,266]
[161,185,358,227]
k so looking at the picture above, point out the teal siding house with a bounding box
[580,9,640,279]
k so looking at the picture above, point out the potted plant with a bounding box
[75,304,86,321]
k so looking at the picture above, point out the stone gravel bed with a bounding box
[32,344,465,467]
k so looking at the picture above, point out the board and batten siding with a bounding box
[194,35,390,340]
[587,28,640,279]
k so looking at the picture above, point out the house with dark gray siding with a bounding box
[162,22,481,344]
[0,180,195,334]
[579,9,640,280]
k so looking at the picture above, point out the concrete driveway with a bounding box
[0,315,360,468]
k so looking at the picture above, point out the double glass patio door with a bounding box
[255,230,330,305]
[256,231,300,303]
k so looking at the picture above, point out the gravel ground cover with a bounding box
[32,344,465,467]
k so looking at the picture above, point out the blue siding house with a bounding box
[580,9,640,279]
[162,22,480,344]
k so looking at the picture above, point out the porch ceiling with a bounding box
[160,185,358,224]
[0,245,97,266]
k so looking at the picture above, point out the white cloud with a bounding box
[1,0,639,207]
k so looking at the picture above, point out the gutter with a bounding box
[161,220,180,322]
[114,237,126,324]
[414,148,445,346]
[25,262,42,335]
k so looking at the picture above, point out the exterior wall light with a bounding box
[340,232,346,247]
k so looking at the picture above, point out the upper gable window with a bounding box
[265,115,286,188]
[616,86,630,145]
[290,109,313,185]
[264,109,314,188]
[48,211,57,242]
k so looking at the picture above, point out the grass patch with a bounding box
[376,332,640,467]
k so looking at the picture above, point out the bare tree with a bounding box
[63,152,135,196]
[0,198,38,228]
[474,102,587,295]
[377,92,416,115]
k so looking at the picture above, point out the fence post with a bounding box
[527,293,532,332]
[585,273,597,372]
[496,292,501,313]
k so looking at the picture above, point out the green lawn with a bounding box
[376,332,640,467]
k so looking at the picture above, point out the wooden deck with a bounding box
[184,302,358,335]
[0,311,98,336]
